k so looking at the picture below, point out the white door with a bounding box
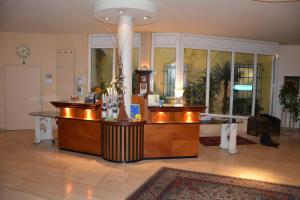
[5,65,41,130]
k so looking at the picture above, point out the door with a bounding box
[5,65,41,130]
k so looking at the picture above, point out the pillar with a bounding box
[118,15,133,116]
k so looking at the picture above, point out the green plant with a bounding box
[279,83,300,122]
[183,74,206,105]
[159,95,169,104]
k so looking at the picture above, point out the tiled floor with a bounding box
[0,129,299,200]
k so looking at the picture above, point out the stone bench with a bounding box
[200,118,243,154]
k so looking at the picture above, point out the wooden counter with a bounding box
[52,98,206,161]
[51,101,101,156]
[132,96,206,159]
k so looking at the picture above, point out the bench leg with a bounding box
[34,116,41,144]
[228,123,238,154]
[33,117,54,144]
[220,124,230,149]
[40,117,54,141]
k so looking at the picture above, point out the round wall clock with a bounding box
[16,45,31,64]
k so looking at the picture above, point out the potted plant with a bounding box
[279,82,300,122]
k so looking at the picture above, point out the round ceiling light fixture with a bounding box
[94,0,158,25]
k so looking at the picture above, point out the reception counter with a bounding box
[52,98,205,162]
[51,101,102,156]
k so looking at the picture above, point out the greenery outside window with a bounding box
[91,48,113,89]
[209,50,232,114]
[183,48,207,105]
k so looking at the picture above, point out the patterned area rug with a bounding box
[126,168,300,200]
[200,135,256,146]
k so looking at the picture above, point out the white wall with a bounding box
[0,32,88,129]
[274,45,300,124]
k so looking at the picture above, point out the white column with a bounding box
[118,15,133,116]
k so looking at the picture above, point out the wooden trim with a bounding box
[102,120,146,126]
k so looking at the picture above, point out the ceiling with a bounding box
[0,0,300,44]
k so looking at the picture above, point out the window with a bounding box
[89,33,141,92]
[184,48,207,105]
[209,50,232,114]
[154,48,176,97]
[132,47,140,72]
[233,53,254,116]
[91,48,113,89]
[256,55,274,114]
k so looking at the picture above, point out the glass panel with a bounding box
[233,53,254,116]
[132,47,139,72]
[91,48,113,89]
[210,50,232,114]
[256,55,274,114]
[154,48,176,97]
[183,48,207,105]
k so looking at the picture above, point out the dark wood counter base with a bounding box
[101,120,145,163]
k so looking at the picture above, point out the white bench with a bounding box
[29,111,59,144]
[201,118,243,154]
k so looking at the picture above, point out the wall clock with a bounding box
[16,45,31,64]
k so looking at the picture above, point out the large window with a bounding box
[138,33,277,116]
[233,53,254,116]
[154,48,176,97]
[209,50,232,115]
[184,48,207,105]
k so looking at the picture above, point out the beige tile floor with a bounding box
[0,129,299,200]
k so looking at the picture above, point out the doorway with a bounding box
[5,65,41,130]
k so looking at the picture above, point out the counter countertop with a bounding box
[51,101,101,110]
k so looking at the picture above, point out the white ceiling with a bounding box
[0,0,300,44]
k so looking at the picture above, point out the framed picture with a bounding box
[148,95,160,106]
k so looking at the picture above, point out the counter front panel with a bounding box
[51,101,102,156]
[144,123,199,158]
[58,118,101,155]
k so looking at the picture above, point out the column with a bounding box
[118,15,133,116]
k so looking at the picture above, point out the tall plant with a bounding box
[279,83,300,122]
[209,62,231,113]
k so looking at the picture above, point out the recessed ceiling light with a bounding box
[104,17,110,20]
[143,16,149,20]
[119,10,125,14]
